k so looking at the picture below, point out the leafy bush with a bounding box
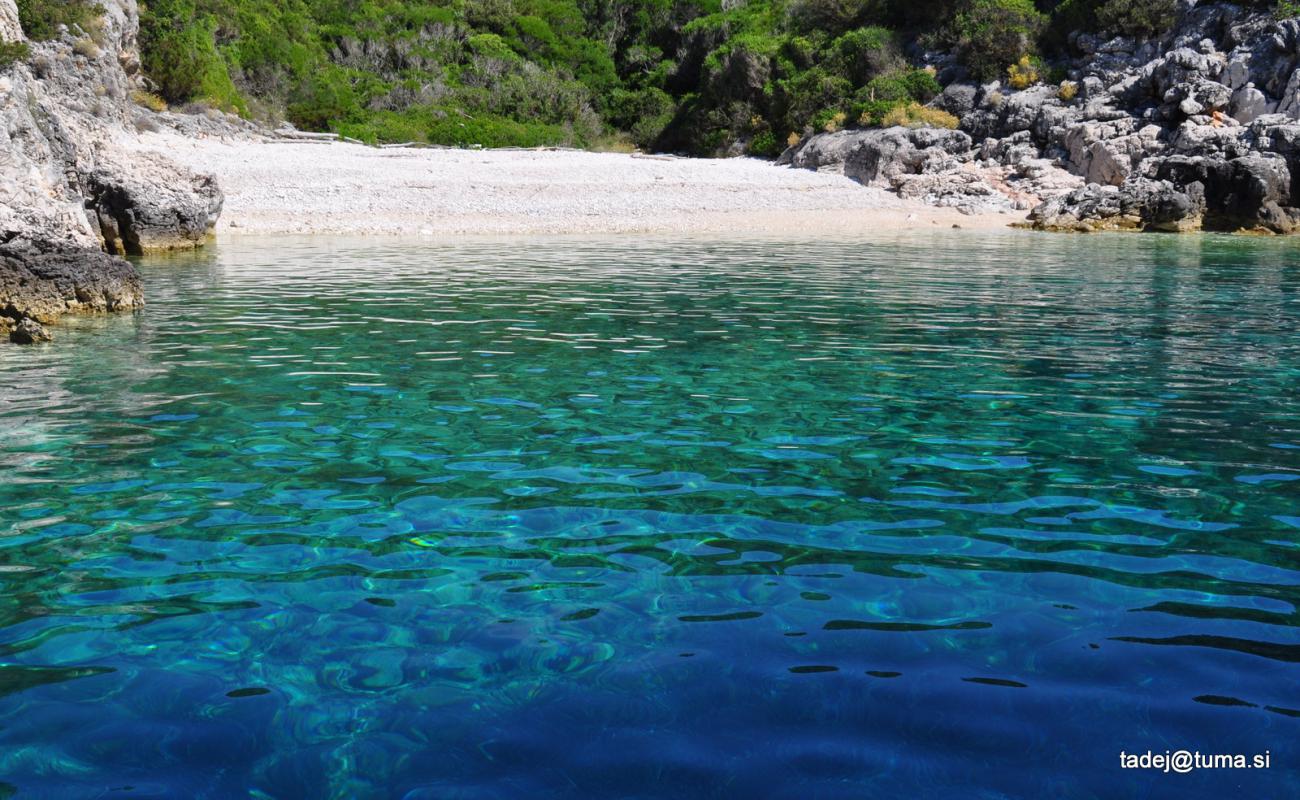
[287,67,361,130]
[1095,0,1177,38]
[15,0,103,41]
[139,9,248,113]
[749,128,781,156]
[851,68,940,124]
[950,0,1047,82]
[786,0,885,34]
[426,112,576,148]
[0,41,29,69]
[831,26,902,84]
[880,101,959,128]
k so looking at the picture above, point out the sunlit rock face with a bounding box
[0,0,222,341]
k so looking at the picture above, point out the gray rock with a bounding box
[1,0,222,332]
[1168,121,1249,158]
[1231,84,1272,124]
[785,127,973,185]
[1154,153,1299,231]
[777,130,862,170]
[1278,68,1300,119]
[0,241,143,327]
[10,318,51,345]
[1027,179,1203,232]
[936,83,978,118]
[842,128,973,185]
[0,0,21,43]
[88,150,223,254]
[1079,76,1107,101]
[1164,79,1233,119]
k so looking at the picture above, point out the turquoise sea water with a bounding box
[0,232,1297,798]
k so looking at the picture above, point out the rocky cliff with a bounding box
[784,1,1300,234]
[0,0,221,343]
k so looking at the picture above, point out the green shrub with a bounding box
[1044,0,1098,47]
[749,129,781,157]
[610,86,676,148]
[950,0,1047,82]
[1095,0,1177,38]
[139,10,247,113]
[426,112,575,148]
[786,0,886,34]
[287,67,361,130]
[15,0,102,42]
[831,26,902,84]
[0,41,29,69]
[773,67,852,134]
[850,68,941,124]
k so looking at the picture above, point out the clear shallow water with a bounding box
[0,232,1297,799]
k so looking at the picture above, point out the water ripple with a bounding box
[0,232,1296,798]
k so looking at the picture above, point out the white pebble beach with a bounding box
[125,131,1024,238]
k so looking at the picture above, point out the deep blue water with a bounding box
[0,232,1296,799]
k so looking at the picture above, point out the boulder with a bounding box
[1154,153,1299,231]
[1277,68,1300,119]
[0,241,143,334]
[841,128,972,185]
[935,83,978,118]
[890,169,1013,214]
[1167,121,1250,158]
[86,150,224,254]
[784,127,973,186]
[10,318,51,345]
[1026,179,1203,232]
[1231,84,1272,124]
[777,130,865,170]
[1163,79,1232,118]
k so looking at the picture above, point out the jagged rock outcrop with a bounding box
[1027,180,1204,232]
[780,125,1083,214]
[0,240,142,331]
[785,1,1300,233]
[0,0,221,341]
[88,150,223,254]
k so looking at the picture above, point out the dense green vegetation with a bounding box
[0,41,31,69]
[10,0,1290,153]
[15,0,104,41]
[121,0,1008,152]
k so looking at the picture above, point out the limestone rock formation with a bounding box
[785,2,1300,234]
[88,150,224,254]
[0,241,143,336]
[0,0,222,341]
